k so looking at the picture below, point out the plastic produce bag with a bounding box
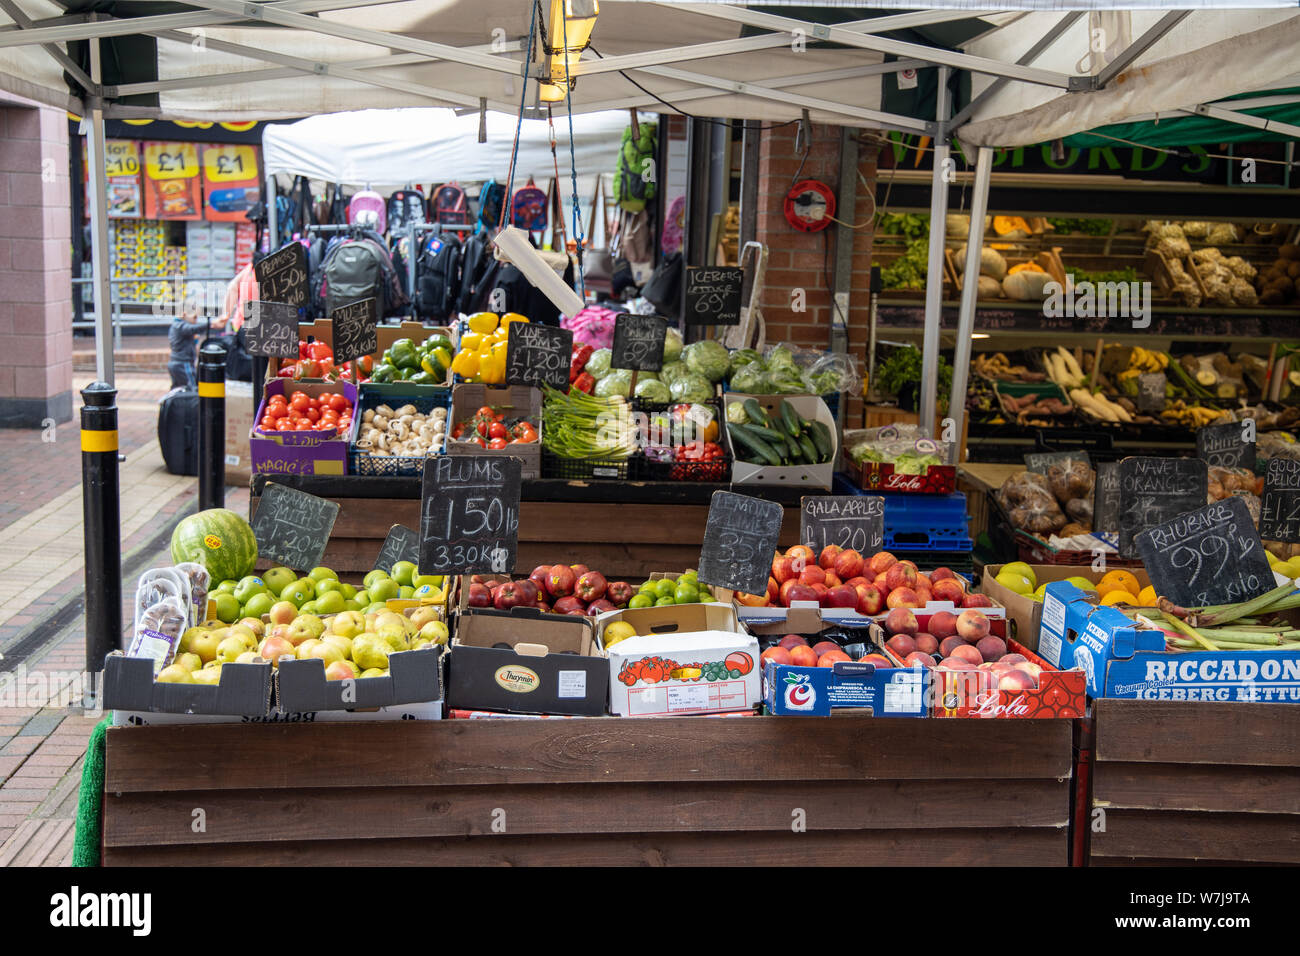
[562,306,618,350]
[997,470,1068,535]
[807,353,861,396]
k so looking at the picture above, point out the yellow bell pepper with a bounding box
[450,350,480,379]
[459,331,485,352]
[466,312,499,334]
[481,350,506,385]
[501,312,529,330]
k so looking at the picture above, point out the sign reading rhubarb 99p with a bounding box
[419,455,521,574]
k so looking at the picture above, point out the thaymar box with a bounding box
[1037,581,1300,703]
[448,607,607,716]
[598,602,760,716]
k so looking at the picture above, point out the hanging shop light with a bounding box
[541,0,598,99]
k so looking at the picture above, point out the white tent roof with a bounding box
[261,106,629,185]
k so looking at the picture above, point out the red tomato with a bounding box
[290,395,310,413]
[328,394,349,412]
[476,405,495,419]
[295,421,313,430]
[477,420,489,438]
[473,437,487,448]
[267,405,287,419]
[306,407,321,422]
[268,394,287,406]
[487,437,508,450]
[488,422,507,439]
[290,391,307,401]
[276,420,296,431]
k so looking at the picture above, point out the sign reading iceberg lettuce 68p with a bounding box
[419,455,521,574]
[1135,496,1273,609]
[698,491,784,597]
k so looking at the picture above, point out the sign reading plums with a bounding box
[251,482,339,571]
[420,455,521,574]
[506,322,573,391]
[611,313,667,372]
[1136,496,1273,608]
[799,495,884,556]
[698,491,784,597]
[374,524,420,574]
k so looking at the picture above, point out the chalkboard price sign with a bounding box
[1024,450,1090,474]
[330,297,378,364]
[505,323,573,391]
[373,524,420,574]
[1259,457,1300,543]
[698,491,784,597]
[1136,372,1167,414]
[1093,461,1122,535]
[419,455,522,574]
[254,242,308,309]
[1136,496,1274,608]
[685,266,743,327]
[1195,421,1256,470]
[1116,456,1208,558]
[611,313,668,372]
[800,495,885,555]
[243,301,300,358]
[250,482,340,572]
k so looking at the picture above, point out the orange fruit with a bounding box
[1100,590,1138,606]
[1137,585,1157,605]
[1099,569,1140,596]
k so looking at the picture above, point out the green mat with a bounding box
[72,716,109,867]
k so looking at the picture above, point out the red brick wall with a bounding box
[755,123,875,426]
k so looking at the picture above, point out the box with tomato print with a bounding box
[597,603,761,717]
[250,379,358,476]
[446,606,608,717]
[447,383,542,480]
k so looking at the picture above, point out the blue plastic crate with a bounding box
[880,492,972,551]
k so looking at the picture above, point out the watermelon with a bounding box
[170,509,257,583]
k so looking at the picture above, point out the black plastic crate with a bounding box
[540,447,631,480]
[632,448,731,482]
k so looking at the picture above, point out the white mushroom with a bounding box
[397,404,417,417]
[376,404,395,417]
[363,409,375,423]
[373,414,389,430]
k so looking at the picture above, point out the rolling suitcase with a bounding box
[158,387,200,476]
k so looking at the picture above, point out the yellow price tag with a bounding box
[143,142,199,180]
[202,144,257,183]
[104,141,139,178]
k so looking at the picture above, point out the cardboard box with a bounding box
[250,378,357,476]
[741,604,882,650]
[927,638,1086,719]
[112,699,442,726]
[726,393,836,489]
[102,653,272,717]
[599,603,760,716]
[447,383,542,479]
[224,379,254,486]
[276,646,443,712]
[981,564,1149,652]
[763,659,928,716]
[732,597,1007,630]
[268,320,454,382]
[1037,581,1300,703]
[448,607,607,716]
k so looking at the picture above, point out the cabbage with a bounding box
[658,360,689,386]
[634,378,671,402]
[585,348,613,379]
[594,369,633,398]
[728,348,764,374]
[766,345,798,372]
[729,364,774,394]
[662,327,683,364]
[683,340,731,383]
[726,401,749,425]
[670,372,714,404]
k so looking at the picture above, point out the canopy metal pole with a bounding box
[917,66,951,435]
[83,24,113,386]
[267,173,278,249]
[947,145,993,461]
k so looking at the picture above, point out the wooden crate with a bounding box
[103,717,1073,866]
[1090,700,1300,866]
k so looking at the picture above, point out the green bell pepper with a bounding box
[422,334,453,354]
[409,371,437,386]
[370,363,397,384]
[389,338,420,370]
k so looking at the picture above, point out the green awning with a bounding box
[1065,88,1300,148]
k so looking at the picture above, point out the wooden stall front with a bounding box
[103,716,1073,866]
[1089,699,1300,866]
[250,475,811,579]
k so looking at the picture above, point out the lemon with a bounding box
[1032,584,1048,601]
[1100,590,1138,606]
[1001,561,1037,588]
[1137,585,1157,605]
[995,571,1034,595]
[602,622,637,649]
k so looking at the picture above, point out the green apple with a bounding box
[367,578,401,603]
[309,566,339,582]
[390,561,417,587]
[233,575,268,604]
[314,577,343,598]
[262,566,297,595]
[215,580,238,594]
[364,602,388,615]
[412,584,440,601]
[363,569,390,589]
[412,574,443,590]
[343,599,362,612]
[212,592,241,624]
[300,600,320,615]
[339,583,358,600]
[243,592,275,620]
[398,585,415,599]
[315,590,346,615]
[281,580,314,607]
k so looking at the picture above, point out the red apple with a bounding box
[844,576,869,590]
[823,570,842,589]
[825,585,859,609]
[916,572,932,590]
[914,633,939,656]
[586,598,618,616]
[779,634,809,649]
[956,609,991,642]
[514,579,538,604]
[976,636,1007,662]
[818,544,843,570]
[884,607,918,636]
[552,595,584,615]
[858,653,892,667]
[833,549,864,581]
[950,643,982,666]
[786,584,819,606]
[546,565,576,598]
[467,582,492,608]
[606,581,635,607]
[961,592,994,609]
[886,586,922,609]
[884,562,918,592]
[885,634,916,658]
[772,556,797,584]
[788,645,818,668]
[930,567,956,583]
[569,564,590,579]
[761,646,792,666]
[574,571,608,603]
[529,565,552,590]
[767,576,780,603]
[904,651,935,668]
[798,564,827,588]
[915,587,932,606]
[867,551,897,576]
[855,584,885,616]
[928,610,958,639]
[494,581,531,610]
[812,583,831,606]
[932,579,966,605]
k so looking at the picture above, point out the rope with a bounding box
[560,7,587,300]
[547,104,567,249]
[501,1,540,231]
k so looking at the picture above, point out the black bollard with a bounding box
[81,382,121,684]
[198,342,226,512]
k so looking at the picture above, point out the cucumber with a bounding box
[798,432,819,464]
[743,399,770,428]
[779,400,801,437]
[741,422,788,444]
[808,421,833,461]
[728,424,781,466]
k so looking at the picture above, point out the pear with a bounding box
[352,634,391,671]
[359,667,388,679]
[296,614,326,638]
[191,667,222,685]
[322,633,353,661]
[174,652,203,673]
[156,664,193,684]
[376,624,408,653]
[417,620,449,646]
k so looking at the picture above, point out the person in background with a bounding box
[168,306,226,390]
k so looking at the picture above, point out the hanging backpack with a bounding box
[478,180,506,231]
[457,230,492,315]
[614,120,658,213]
[387,189,427,235]
[416,234,464,322]
[321,239,386,317]
[347,190,387,234]
[431,182,470,228]
[511,178,548,235]
[274,191,296,245]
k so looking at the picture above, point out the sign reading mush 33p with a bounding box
[419,455,521,574]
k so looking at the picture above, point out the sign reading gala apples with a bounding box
[698,491,783,597]
[799,495,884,556]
